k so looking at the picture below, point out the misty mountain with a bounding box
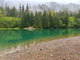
[0,0,5,7]
[1,0,80,13]
[46,2,80,12]
[31,2,80,12]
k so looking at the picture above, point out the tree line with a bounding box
[0,4,80,28]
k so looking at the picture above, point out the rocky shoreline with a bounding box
[0,36,80,60]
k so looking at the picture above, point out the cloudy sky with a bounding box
[5,0,80,4]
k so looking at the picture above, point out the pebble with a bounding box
[40,48,44,51]
[5,54,9,56]
[63,58,67,60]
[63,58,69,60]
[50,54,53,57]
[16,50,19,53]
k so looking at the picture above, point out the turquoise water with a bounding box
[0,29,80,55]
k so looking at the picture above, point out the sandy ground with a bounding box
[0,36,80,60]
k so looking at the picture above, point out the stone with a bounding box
[40,48,44,51]
[50,54,53,57]
[63,58,68,60]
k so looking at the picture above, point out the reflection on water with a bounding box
[0,29,80,55]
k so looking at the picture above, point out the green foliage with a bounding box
[0,4,80,28]
[0,17,21,28]
[0,10,4,17]
[68,17,75,27]
[59,11,69,28]
[75,18,80,27]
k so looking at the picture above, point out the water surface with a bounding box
[0,29,80,55]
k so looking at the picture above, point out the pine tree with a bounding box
[5,4,10,16]
[19,4,22,17]
[22,5,24,14]
[33,12,38,28]
[49,11,54,28]
[33,12,42,28]
[25,4,29,13]
[42,11,50,28]
[37,12,42,28]
[30,13,34,26]
[10,6,16,17]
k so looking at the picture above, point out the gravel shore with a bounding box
[0,36,80,60]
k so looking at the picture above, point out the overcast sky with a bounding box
[5,0,80,4]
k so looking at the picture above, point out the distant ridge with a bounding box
[0,0,5,7]
[1,0,80,13]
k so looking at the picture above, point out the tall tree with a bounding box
[37,12,42,28]
[30,13,34,26]
[22,5,24,14]
[19,4,22,17]
[25,4,29,13]
[33,12,38,28]
[42,11,50,28]
[49,11,54,28]
[10,6,17,17]
[5,4,10,16]
[33,12,42,28]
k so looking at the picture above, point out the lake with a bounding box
[0,28,80,55]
